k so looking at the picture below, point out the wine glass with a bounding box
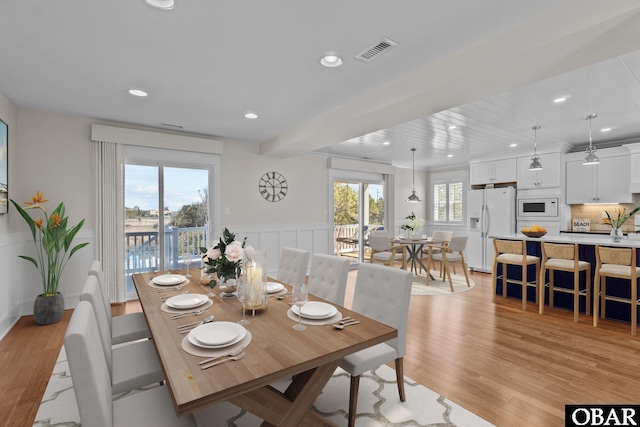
[292,283,308,331]
[236,279,251,325]
[185,258,195,278]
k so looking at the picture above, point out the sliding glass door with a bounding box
[124,148,216,300]
[333,179,384,264]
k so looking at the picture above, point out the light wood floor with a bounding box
[2,269,640,427]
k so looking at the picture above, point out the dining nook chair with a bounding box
[306,253,350,305]
[276,247,310,285]
[65,301,198,427]
[88,260,151,345]
[420,230,454,276]
[80,275,165,395]
[426,235,471,292]
[368,232,407,269]
[339,263,413,427]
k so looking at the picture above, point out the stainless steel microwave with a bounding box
[517,197,559,218]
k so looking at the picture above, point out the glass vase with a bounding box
[610,228,623,243]
[218,276,237,298]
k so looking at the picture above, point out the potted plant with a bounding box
[400,212,425,239]
[11,191,89,325]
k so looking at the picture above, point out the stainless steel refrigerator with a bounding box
[467,186,516,272]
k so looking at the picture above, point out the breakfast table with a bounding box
[132,269,397,426]
[393,237,439,278]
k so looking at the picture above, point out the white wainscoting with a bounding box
[231,224,331,277]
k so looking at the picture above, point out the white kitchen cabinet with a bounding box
[517,152,561,189]
[623,143,640,192]
[470,158,516,185]
[565,155,632,204]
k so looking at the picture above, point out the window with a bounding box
[433,181,463,222]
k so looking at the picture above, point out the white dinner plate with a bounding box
[266,282,285,294]
[291,301,338,319]
[165,293,209,309]
[188,322,246,348]
[152,274,187,286]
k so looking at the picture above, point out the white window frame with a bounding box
[431,170,468,225]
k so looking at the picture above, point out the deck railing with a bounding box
[125,226,208,292]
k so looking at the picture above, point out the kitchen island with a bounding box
[489,233,640,325]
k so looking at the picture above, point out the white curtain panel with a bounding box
[93,140,126,303]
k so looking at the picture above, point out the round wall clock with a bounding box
[259,171,288,202]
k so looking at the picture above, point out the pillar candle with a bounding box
[247,266,263,305]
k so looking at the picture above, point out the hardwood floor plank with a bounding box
[2,269,640,427]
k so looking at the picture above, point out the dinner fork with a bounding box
[170,309,204,319]
[200,352,246,370]
[198,347,244,365]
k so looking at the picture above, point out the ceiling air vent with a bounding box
[354,37,398,63]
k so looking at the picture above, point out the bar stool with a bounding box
[539,242,591,322]
[491,239,540,310]
[593,245,640,336]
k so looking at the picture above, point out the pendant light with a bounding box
[529,125,542,171]
[406,148,421,203]
[583,114,600,165]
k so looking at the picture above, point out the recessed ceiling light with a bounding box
[510,143,518,147]
[128,89,148,97]
[144,0,175,10]
[601,127,611,132]
[447,154,453,158]
[553,97,567,103]
[448,125,457,130]
[383,141,391,145]
[244,112,258,119]
[320,54,343,68]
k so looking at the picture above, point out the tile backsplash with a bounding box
[570,203,639,233]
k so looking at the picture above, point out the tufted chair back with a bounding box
[276,247,310,285]
[351,263,412,357]
[80,275,113,377]
[306,254,350,305]
[88,260,112,328]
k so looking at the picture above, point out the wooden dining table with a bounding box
[133,269,397,426]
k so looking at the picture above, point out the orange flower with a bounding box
[24,191,49,206]
[50,213,62,228]
[34,218,44,229]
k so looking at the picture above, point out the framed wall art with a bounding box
[0,118,7,214]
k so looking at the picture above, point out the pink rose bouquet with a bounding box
[200,228,254,284]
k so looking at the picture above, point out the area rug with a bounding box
[34,346,494,427]
[411,272,475,296]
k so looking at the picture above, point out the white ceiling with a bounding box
[2,1,640,170]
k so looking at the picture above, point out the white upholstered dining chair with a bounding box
[80,275,165,395]
[306,253,350,305]
[276,247,310,285]
[339,263,413,427]
[65,301,197,427]
[88,260,150,345]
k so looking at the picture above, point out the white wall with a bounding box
[394,167,428,234]
[219,140,327,226]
